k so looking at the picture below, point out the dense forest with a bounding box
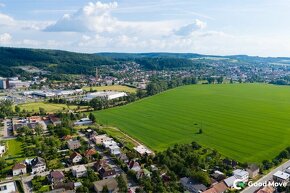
[0,47,115,77]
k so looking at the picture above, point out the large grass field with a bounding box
[94,84,290,163]
[18,102,79,113]
[83,85,136,93]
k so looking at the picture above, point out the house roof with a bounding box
[51,171,65,179]
[180,177,207,192]
[72,165,87,172]
[67,140,80,146]
[84,149,97,156]
[203,187,218,193]
[93,178,118,192]
[212,182,228,193]
[70,152,82,160]
[31,157,45,167]
[62,135,73,140]
[99,167,116,178]
[13,163,26,170]
[233,169,249,177]
[224,176,237,187]
[53,182,75,191]
[273,171,290,180]
[256,186,275,193]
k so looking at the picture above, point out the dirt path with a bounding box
[100,126,154,154]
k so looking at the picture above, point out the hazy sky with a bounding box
[0,0,290,56]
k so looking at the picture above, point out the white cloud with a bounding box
[0,33,12,44]
[45,1,119,33]
[0,13,14,26]
[175,19,207,36]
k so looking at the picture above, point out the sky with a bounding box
[0,0,290,56]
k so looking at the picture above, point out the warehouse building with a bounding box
[83,91,127,101]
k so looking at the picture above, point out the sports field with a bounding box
[94,84,290,163]
[18,102,78,113]
[83,85,136,93]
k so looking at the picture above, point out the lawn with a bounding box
[5,139,23,159]
[18,102,79,113]
[83,85,136,93]
[94,84,290,163]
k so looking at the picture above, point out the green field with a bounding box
[94,84,290,163]
[18,102,79,113]
[83,85,136,93]
[5,139,24,160]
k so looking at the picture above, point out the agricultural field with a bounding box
[83,85,136,93]
[18,102,79,113]
[94,84,290,163]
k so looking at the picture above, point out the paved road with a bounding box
[242,159,290,193]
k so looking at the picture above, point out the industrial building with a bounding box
[83,91,127,101]
[0,78,8,89]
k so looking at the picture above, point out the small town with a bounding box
[2,0,290,193]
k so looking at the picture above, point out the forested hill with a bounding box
[98,52,290,67]
[2,47,290,77]
[0,47,115,77]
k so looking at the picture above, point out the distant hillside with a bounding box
[97,52,290,67]
[0,47,115,77]
[1,47,290,77]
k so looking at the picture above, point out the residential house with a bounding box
[0,145,6,157]
[74,118,92,126]
[256,185,275,193]
[92,134,112,144]
[247,164,260,179]
[118,153,128,163]
[30,157,46,174]
[0,181,17,193]
[94,160,107,171]
[84,149,97,160]
[93,178,118,193]
[133,145,152,156]
[49,115,62,126]
[94,161,116,179]
[70,152,82,164]
[273,171,290,183]
[128,160,141,172]
[211,171,226,182]
[67,140,81,150]
[50,171,65,184]
[203,182,228,193]
[180,177,207,193]
[62,135,73,141]
[108,145,121,156]
[72,165,87,178]
[233,169,249,183]
[224,176,237,188]
[102,140,117,148]
[98,166,117,180]
[53,182,75,191]
[12,163,27,176]
[285,167,290,174]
